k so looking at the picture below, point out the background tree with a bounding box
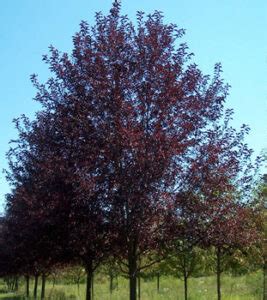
[165,244,207,300]
[179,114,259,300]
[252,174,267,300]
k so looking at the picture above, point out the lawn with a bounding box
[0,272,263,299]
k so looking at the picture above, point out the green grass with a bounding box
[0,272,263,299]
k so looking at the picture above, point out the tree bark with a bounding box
[110,274,114,294]
[178,277,180,298]
[129,274,137,300]
[216,247,222,300]
[92,272,94,300]
[41,274,46,300]
[34,275,38,299]
[157,273,160,292]
[86,262,93,300]
[77,279,80,294]
[52,274,56,287]
[25,275,30,298]
[14,276,19,291]
[183,274,188,300]
[129,256,137,300]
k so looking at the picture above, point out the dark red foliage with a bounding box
[2,2,259,300]
[173,111,258,247]
[171,111,259,300]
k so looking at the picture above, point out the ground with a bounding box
[0,272,263,299]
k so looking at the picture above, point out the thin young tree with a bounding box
[175,113,259,300]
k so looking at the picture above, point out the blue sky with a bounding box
[0,0,266,212]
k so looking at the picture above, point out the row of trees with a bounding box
[0,247,263,299]
[0,2,265,300]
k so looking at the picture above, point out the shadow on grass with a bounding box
[0,296,24,300]
[0,291,77,300]
[0,291,78,300]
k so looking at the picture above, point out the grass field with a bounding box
[0,271,263,299]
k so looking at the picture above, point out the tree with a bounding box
[5,2,236,300]
[5,99,106,300]
[83,3,226,300]
[174,113,259,300]
[165,243,206,300]
[0,217,15,281]
[252,174,267,300]
[100,258,120,295]
[5,113,75,298]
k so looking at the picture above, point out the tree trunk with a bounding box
[52,275,56,287]
[216,247,222,300]
[15,277,19,291]
[138,275,141,300]
[77,279,80,294]
[12,278,16,291]
[41,274,46,300]
[178,277,180,298]
[157,273,160,292]
[129,274,137,300]
[25,275,30,298]
[110,274,114,294]
[34,275,38,298]
[183,274,188,300]
[86,262,93,300]
[129,255,137,300]
[92,272,94,300]
[9,278,13,291]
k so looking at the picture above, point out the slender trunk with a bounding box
[25,275,30,298]
[129,274,137,300]
[52,275,56,287]
[138,275,141,300]
[86,262,93,300]
[128,254,137,300]
[86,273,92,300]
[178,276,180,299]
[34,275,38,299]
[157,273,160,292]
[7,278,10,291]
[15,277,19,291]
[183,274,188,300]
[92,272,94,300]
[77,279,80,294]
[10,277,14,291]
[216,247,222,300]
[9,278,12,291]
[41,274,46,300]
[110,274,114,294]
